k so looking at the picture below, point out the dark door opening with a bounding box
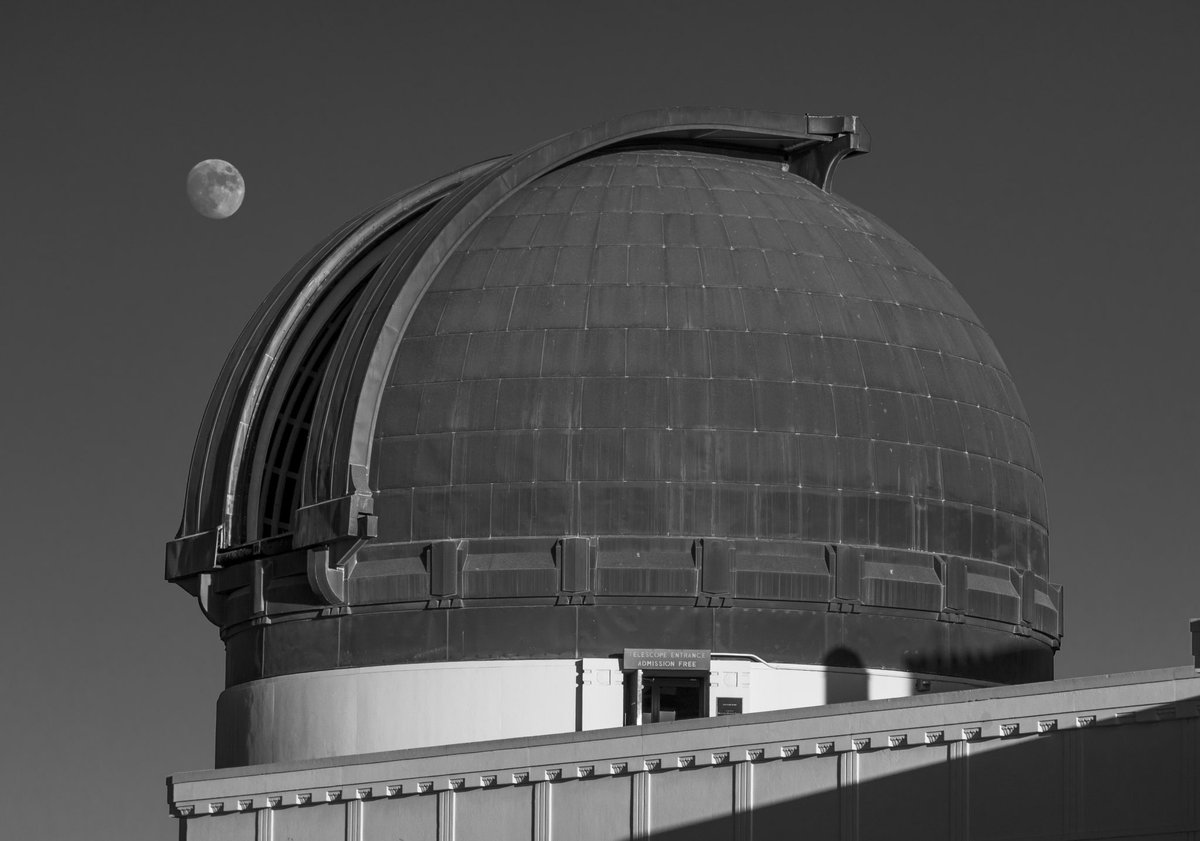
[625,674,708,725]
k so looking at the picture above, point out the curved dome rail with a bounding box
[167,160,502,579]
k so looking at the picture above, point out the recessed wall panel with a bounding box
[1077,720,1192,835]
[967,736,1063,840]
[362,794,437,841]
[750,756,839,840]
[273,803,345,841]
[857,746,949,841]
[455,785,533,841]
[550,776,632,841]
[650,765,735,840]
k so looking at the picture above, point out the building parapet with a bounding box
[170,666,1200,819]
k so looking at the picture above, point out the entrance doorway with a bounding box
[625,674,708,725]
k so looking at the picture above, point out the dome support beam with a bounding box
[786,115,870,191]
[305,512,377,607]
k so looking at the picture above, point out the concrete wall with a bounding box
[708,657,981,713]
[177,666,1200,840]
[216,660,580,767]
[216,657,983,766]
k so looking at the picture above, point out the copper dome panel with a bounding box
[373,149,1047,574]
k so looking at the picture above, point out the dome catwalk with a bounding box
[167,109,1061,766]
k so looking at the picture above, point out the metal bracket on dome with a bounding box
[196,572,227,625]
[294,491,375,548]
[785,115,871,192]
[170,570,226,626]
[306,513,378,606]
[165,527,221,581]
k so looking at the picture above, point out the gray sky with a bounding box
[3,2,1198,838]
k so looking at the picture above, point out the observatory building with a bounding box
[166,109,1199,840]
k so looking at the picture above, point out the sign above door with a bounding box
[622,648,711,671]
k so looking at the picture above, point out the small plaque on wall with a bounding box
[717,697,743,715]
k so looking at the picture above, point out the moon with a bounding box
[187,159,245,219]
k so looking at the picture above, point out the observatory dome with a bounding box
[168,109,1061,764]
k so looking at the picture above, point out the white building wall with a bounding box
[579,658,626,731]
[709,657,985,715]
[217,657,987,766]
[217,660,580,766]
